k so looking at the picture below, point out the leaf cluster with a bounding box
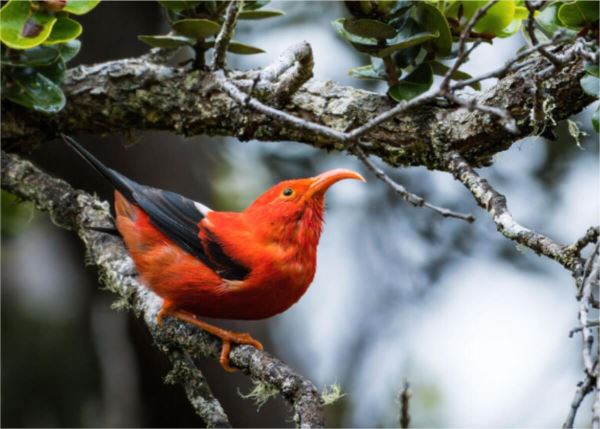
[334,1,531,101]
[335,0,581,106]
[535,0,599,132]
[0,0,99,113]
[138,0,283,66]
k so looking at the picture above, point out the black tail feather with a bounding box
[60,134,136,201]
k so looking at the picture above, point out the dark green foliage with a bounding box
[333,0,599,133]
[138,0,281,63]
[333,0,529,94]
[0,0,97,113]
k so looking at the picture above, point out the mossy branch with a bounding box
[1,43,594,170]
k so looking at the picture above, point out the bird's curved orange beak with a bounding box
[304,169,366,201]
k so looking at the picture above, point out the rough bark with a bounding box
[1,47,593,170]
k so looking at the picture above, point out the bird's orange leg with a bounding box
[157,302,263,372]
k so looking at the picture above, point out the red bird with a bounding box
[63,135,365,371]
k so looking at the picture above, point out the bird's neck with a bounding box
[249,200,325,255]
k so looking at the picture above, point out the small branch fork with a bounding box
[0,151,325,428]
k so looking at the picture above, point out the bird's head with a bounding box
[245,169,365,244]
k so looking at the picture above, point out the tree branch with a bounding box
[445,151,582,272]
[0,150,326,428]
[2,42,593,170]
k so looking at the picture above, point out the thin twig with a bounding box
[345,88,440,142]
[441,0,498,90]
[564,374,595,428]
[354,147,475,223]
[445,91,518,133]
[214,68,349,141]
[399,380,411,429]
[567,226,600,258]
[450,34,566,90]
[445,151,581,271]
[592,376,599,428]
[211,0,242,71]
[525,0,564,68]
[577,245,599,376]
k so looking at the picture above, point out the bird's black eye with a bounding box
[282,187,294,197]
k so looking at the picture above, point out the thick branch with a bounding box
[0,150,325,428]
[2,44,593,170]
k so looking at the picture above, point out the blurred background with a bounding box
[2,2,598,427]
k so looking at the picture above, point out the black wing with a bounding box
[62,134,250,281]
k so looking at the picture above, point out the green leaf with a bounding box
[2,69,66,113]
[536,2,562,33]
[394,43,422,68]
[536,2,578,38]
[417,2,452,56]
[343,18,397,39]
[37,58,66,83]
[1,45,59,66]
[428,60,481,90]
[580,74,599,97]
[474,0,516,33]
[63,0,100,15]
[44,17,82,44]
[138,34,194,48]
[242,0,271,11]
[585,63,600,77]
[0,39,80,67]
[592,104,599,133]
[0,0,57,49]
[1,190,35,237]
[332,18,378,46]
[56,39,81,62]
[238,9,284,19]
[514,5,529,20]
[172,19,221,39]
[374,31,438,57]
[495,17,523,38]
[242,0,271,10]
[203,40,266,54]
[348,64,387,80]
[227,41,265,55]
[558,0,599,28]
[388,62,434,102]
[157,1,201,12]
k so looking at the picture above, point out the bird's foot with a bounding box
[213,330,264,372]
[156,303,263,372]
